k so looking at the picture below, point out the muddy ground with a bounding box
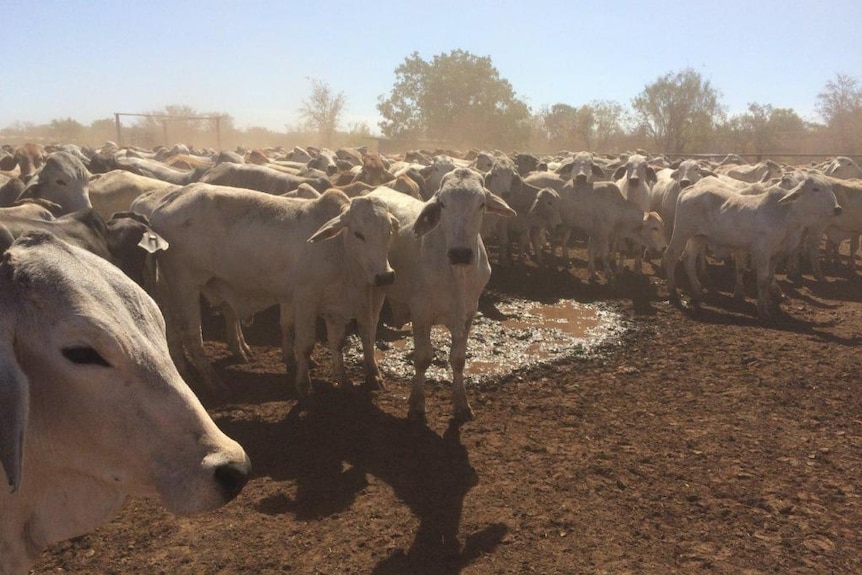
[33,246,862,575]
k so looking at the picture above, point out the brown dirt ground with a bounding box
[32,246,862,575]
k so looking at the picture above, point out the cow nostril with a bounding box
[834,206,843,216]
[375,270,396,286]
[448,247,473,265]
[214,461,250,502]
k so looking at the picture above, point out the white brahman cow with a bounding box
[524,170,666,281]
[649,159,716,240]
[481,157,562,264]
[366,168,516,422]
[0,232,250,575]
[146,184,398,397]
[663,173,842,319]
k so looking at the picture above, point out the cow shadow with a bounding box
[216,386,507,574]
[672,290,862,345]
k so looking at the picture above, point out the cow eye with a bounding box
[812,188,820,192]
[354,231,366,241]
[62,346,111,367]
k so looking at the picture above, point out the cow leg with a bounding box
[732,250,747,301]
[292,306,317,397]
[279,304,295,367]
[560,229,572,268]
[409,320,433,422]
[586,236,597,281]
[357,292,386,391]
[450,318,475,423]
[222,305,251,363]
[324,316,351,388]
[806,229,825,282]
[755,254,775,320]
[168,284,228,395]
[683,236,707,299]
[530,227,546,266]
[850,235,860,276]
[498,220,513,265]
[663,232,690,303]
[633,242,644,274]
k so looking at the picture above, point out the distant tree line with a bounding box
[2,49,860,158]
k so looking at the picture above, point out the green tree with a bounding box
[587,100,630,151]
[299,78,346,147]
[541,103,579,149]
[816,73,862,153]
[632,68,724,153]
[377,49,531,149]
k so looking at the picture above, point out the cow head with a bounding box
[527,188,563,230]
[483,158,521,200]
[777,174,842,218]
[413,168,516,266]
[308,194,398,287]
[671,159,715,189]
[613,154,657,187]
[19,151,92,215]
[824,156,862,180]
[633,211,667,253]
[570,152,605,185]
[0,232,249,520]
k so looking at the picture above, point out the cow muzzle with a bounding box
[680,179,692,188]
[214,460,251,502]
[574,174,588,184]
[374,270,396,286]
[448,247,474,266]
[834,205,843,216]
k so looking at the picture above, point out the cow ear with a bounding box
[389,213,401,234]
[591,164,605,179]
[777,187,802,204]
[0,283,28,494]
[412,198,442,237]
[484,190,517,218]
[307,212,348,243]
[646,166,658,185]
[613,165,626,180]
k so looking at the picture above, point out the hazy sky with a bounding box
[3,0,860,134]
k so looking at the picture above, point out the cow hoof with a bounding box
[363,374,386,392]
[295,380,312,398]
[452,406,475,424]
[407,409,427,425]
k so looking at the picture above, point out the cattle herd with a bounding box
[0,140,860,573]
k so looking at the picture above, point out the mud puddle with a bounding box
[346,298,624,384]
